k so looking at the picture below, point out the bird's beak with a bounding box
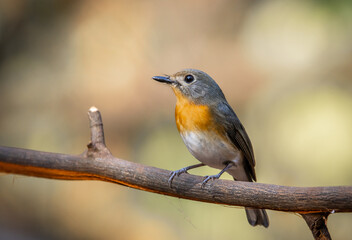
[152,76,175,85]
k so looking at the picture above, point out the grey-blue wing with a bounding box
[212,101,257,181]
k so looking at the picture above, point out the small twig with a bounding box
[88,106,106,146]
[84,106,111,158]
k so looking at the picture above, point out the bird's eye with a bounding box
[184,75,194,83]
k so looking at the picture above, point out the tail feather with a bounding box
[245,208,269,228]
[227,169,269,228]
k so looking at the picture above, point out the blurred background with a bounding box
[0,0,352,239]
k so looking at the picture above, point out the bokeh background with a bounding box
[1,0,352,239]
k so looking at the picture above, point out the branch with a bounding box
[302,213,331,240]
[0,107,351,239]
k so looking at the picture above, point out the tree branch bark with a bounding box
[0,107,351,239]
[302,213,331,240]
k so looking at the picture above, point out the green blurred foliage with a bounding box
[0,0,351,239]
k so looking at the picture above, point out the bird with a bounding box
[152,69,269,228]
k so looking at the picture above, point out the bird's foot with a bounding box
[168,168,189,187]
[168,163,205,188]
[201,162,234,188]
[201,173,222,188]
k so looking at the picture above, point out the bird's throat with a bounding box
[175,95,216,133]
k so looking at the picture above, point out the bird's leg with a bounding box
[201,162,234,188]
[168,163,205,187]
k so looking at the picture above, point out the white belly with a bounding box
[180,131,241,170]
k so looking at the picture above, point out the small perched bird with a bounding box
[152,69,269,228]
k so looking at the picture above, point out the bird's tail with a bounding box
[245,207,269,228]
[227,168,269,228]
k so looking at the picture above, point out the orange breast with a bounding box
[174,89,219,133]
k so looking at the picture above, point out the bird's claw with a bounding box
[201,174,220,188]
[168,168,189,188]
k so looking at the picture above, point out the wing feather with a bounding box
[212,102,257,181]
